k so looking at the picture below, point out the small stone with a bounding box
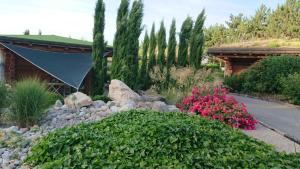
[2,151,11,162]
[110,106,119,113]
[93,100,106,108]
[167,105,180,112]
[54,100,63,108]
[152,101,169,112]
[5,126,18,133]
[107,101,115,108]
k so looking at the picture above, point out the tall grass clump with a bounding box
[0,81,9,109]
[11,78,51,127]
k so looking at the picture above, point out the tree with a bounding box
[92,0,106,95]
[167,19,177,66]
[148,23,157,71]
[139,31,150,90]
[38,30,42,35]
[111,0,129,81]
[24,29,30,35]
[190,10,205,69]
[157,21,167,71]
[178,17,193,67]
[249,4,270,38]
[125,0,143,89]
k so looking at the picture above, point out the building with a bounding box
[207,47,300,76]
[0,35,112,96]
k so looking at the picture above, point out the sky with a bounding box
[0,0,285,45]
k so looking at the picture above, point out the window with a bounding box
[0,51,4,81]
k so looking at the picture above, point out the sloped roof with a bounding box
[1,43,92,89]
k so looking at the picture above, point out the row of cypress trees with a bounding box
[92,0,205,94]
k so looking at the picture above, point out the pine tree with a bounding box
[249,4,270,38]
[178,17,193,67]
[148,23,157,71]
[139,31,150,90]
[190,10,205,69]
[157,21,167,71]
[125,0,143,89]
[167,19,177,67]
[92,0,106,95]
[111,0,129,81]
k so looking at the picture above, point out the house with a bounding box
[0,35,113,96]
[207,40,300,76]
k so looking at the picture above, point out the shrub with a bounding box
[26,110,300,168]
[280,73,300,104]
[241,55,300,93]
[92,95,112,102]
[0,81,9,108]
[177,87,257,130]
[223,75,244,92]
[10,78,51,127]
[48,92,64,105]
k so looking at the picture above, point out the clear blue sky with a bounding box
[0,0,285,45]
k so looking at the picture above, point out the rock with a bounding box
[93,100,106,108]
[110,106,119,113]
[119,100,137,112]
[64,92,92,109]
[5,126,18,133]
[2,151,11,164]
[141,95,166,102]
[106,101,116,108]
[0,148,5,155]
[167,105,180,112]
[54,100,63,108]
[151,101,169,112]
[108,80,141,103]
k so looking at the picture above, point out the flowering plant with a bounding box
[177,86,257,130]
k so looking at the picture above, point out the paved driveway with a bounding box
[230,94,300,143]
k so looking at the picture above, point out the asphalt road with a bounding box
[230,94,300,143]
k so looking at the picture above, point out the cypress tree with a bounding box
[178,17,193,67]
[190,10,205,69]
[111,0,129,81]
[139,31,150,90]
[167,19,177,66]
[126,0,144,89]
[157,21,167,71]
[148,23,157,71]
[92,0,106,95]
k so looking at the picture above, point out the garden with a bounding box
[1,0,300,168]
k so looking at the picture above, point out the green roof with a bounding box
[0,35,93,47]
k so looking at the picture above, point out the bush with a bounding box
[223,75,244,92]
[241,55,300,93]
[177,87,257,130]
[10,78,52,127]
[48,92,64,105]
[92,95,112,102]
[26,110,300,168]
[0,81,9,108]
[280,73,300,104]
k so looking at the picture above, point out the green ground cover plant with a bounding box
[25,110,300,168]
[280,72,300,104]
[91,95,112,102]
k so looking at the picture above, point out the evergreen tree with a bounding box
[92,0,106,95]
[139,32,150,90]
[249,4,270,38]
[167,19,177,66]
[190,10,205,69]
[148,23,157,71]
[157,21,167,71]
[24,29,30,35]
[125,0,143,89]
[111,0,129,81]
[178,17,193,67]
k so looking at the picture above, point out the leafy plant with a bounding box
[177,86,257,130]
[26,110,300,168]
[223,75,244,92]
[0,81,9,109]
[280,72,300,104]
[10,78,52,127]
[92,95,112,102]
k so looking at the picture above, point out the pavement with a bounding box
[230,94,300,153]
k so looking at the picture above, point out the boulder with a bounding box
[108,80,141,103]
[151,101,169,112]
[64,92,92,109]
[92,100,106,109]
[54,100,63,109]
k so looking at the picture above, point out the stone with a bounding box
[64,92,92,109]
[152,101,169,112]
[54,100,63,108]
[93,100,106,108]
[167,105,180,112]
[106,101,116,108]
[110,106,119,113]
[5,126,18,133]
[108,80,141,103]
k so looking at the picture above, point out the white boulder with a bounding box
[108,80,142,104]
[64,92,92,109]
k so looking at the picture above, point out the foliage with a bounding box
[241,55,300,93]
[177,16,193,67]
[190,10,205,69]
[223,75,244,92]
[280,73,300,104]
[148,23,157,72]
[92,0,106,95]
[10,78,52,127]
[91,95,112,103]
[167,19,177,67]
[138,31,150,90]
[157,21,167,71]
[47,92,64,106]
[177,87,257,130]
[26,110,300,168]
[204,63,220,70]
[0,81,9,109]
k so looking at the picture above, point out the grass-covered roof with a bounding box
[219,39,300,48]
